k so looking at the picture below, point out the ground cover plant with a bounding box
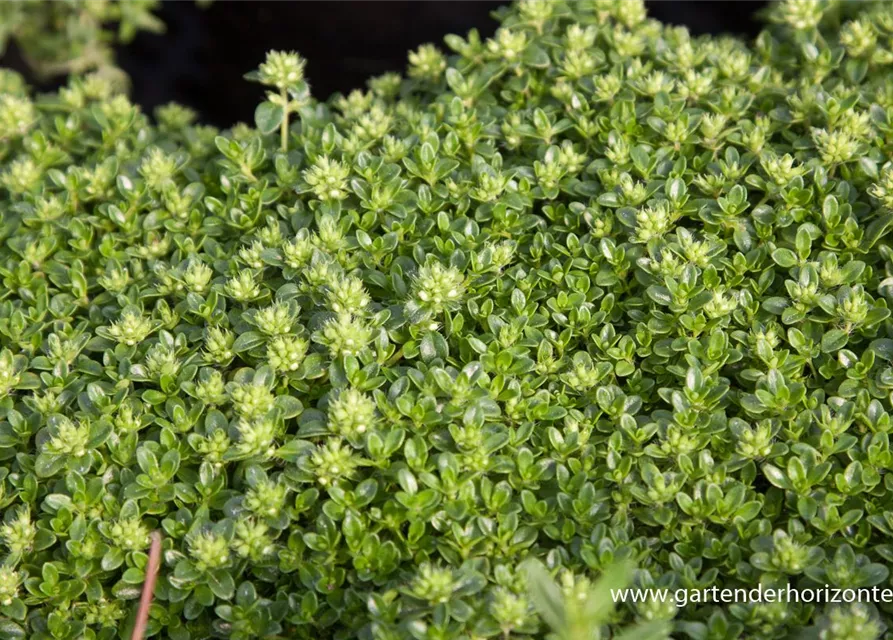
[0,0,164,85]
[2,0,893,638]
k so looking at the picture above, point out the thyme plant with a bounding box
[0,0,164,85]
[2,0,893,639]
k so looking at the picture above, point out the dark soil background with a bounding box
[2,1,768,128]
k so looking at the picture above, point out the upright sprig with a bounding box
[247,50,311,152]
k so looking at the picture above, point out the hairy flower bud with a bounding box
[0,566,20,606]
[225,270,263,302]
[310,439,359,485]
[413,261,465,313]
[266,335,309,372]
[409,563,458,604]
[105,309,155,346]
[319,313,373,358]
[244,478,288,518]
[230,382,275,420]
[303,157,350,202]
[0,511,36,556]
[327,388,377,437]
[44,417,90,457]
[256,51,306,90]
[408,44,447,80]
[232,520,274,561]
[107,517,150,551]
[190,532,230,571]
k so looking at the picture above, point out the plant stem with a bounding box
[281,89,290,152]
[131,531,163,640]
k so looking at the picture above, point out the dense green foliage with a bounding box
[3,0,893,638]
[0,0,163,84]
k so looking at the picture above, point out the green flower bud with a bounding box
[869,164,893,210]
[565,24,597,51]
[155,102,197,130]
[0,511,36,556]
[408,44,447,81]
[253,302,298,336]
[225,270,263,302]
[0,566,21,606]
[636,590,678,621]
[812,128,859,166]
[139,147,179,191]
[490,588,530,633]
[145,343,181,379]
[235,418,277,458]
[0,95,35,139]
[106,309,155,346]
[704,289,739,319]
[135,232,172,260]
[257,51,306,90]
[82,599,126,628]
[204,326,235,364]
[773,0,825,30]
[2,157,42,194]
[838,286,869,326]
[257,221,283,248]
[560,570,593,606]
[820,604,882,640]
[30,391,62,415]
[230,382,275,420]
[266,335,309,372]
[303,157,350,202]
[0,350,22,398]
[518,0,554,24]
[114,403,144,433]
[232,520,274,561]
[768,531,811,574]
[327,388,377,437]
[244,478,288,518]
[412,261,466,313]
[315,215,346,252]
[486,28,527,63]
[30,194,66,223]
[353,105,391,142]
[44,417,90,457]
[195,430,231,465]
[326,275,370,315]
[183,260,213,294]
[634,202,673,243]
[195,369,227,405]
[409,563,457,604]
[238,240,266,269]
[189,532,230,571]
[310,439,360,485]
[108,517,150,551]
[319,313,373,358]
[98,264,131,293]
[282,234,315,269]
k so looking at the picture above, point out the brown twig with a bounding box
[131,530,163,640]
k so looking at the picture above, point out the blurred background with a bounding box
[0,1,768,127]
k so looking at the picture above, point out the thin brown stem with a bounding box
[131,531,163,640]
